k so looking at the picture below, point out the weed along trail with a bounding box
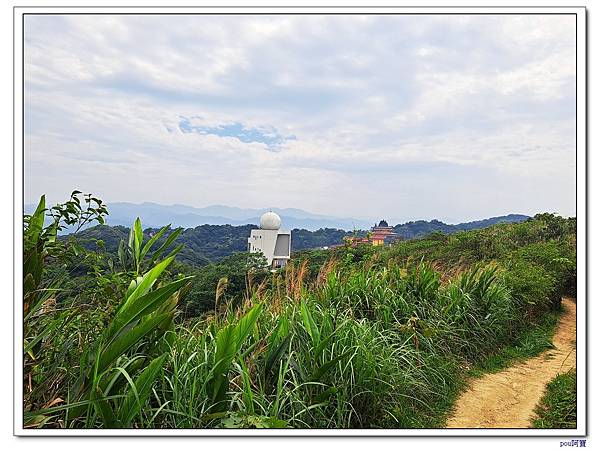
[446,298,577,429]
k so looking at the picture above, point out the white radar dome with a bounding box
[260,211,282,230]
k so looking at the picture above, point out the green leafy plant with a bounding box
[25,212,193,428]
[207,302,263,412]
[24,193,109,414]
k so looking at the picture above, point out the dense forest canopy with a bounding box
[66,214,530,267]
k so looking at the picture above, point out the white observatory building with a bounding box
[248,211,291,270]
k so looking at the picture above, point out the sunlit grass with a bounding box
[533,369,576,429]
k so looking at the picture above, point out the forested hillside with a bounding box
[67,214,529,267]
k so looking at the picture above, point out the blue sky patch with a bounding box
[178,117,296,151]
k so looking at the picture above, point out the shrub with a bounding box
[533,369,577,429]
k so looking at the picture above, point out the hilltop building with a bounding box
[369,220,396,246]
[248,211,291,270]
[344,219,400,247]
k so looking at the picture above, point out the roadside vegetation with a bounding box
[23,191,576,428]
[533,369,577,429]
[467,310,561,378]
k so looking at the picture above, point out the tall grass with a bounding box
[142,261,531,428]
[28,256,562,428]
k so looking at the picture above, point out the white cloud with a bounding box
[24,14,576,220]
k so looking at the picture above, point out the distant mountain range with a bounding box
[24,201,529,233]
[25,201,374,232]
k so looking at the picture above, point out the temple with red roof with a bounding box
[344,219,400,247]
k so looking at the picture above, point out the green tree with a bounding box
[183,252,269,317]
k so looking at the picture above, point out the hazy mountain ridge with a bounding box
[25,201,373,232]
[104,202,373,231]
[26,201,530,234]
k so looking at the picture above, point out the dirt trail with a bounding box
[446,298,576,429]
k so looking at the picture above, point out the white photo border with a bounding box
[13,4,587,437]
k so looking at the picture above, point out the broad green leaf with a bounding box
[97,312,170,373]
[311,386,338,405]
[264,334,291,377]
[140,225,170,260]
[120,256,176,312]
[300,300,320,348]
[106,276,193,344]
[133,218,143,270]
[119,353,167,426]
[100,356,145,396]
[125,276,143,301]
[235,303,262,349]
[212,324,238,378]
[308,350,353,383]
[163,243,184,261]
[118,240,126,270]
[92,386,119,428]
[268,315,289,347]
[313,333,334,360]
[263,417,288,428]
[288,358,307,383]
[26,195,46,245]
[208,324,238,408]
[150,228,182,264]
[127,225,135,257]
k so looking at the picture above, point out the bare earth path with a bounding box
[446,298,576,428]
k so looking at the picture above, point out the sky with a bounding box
[24,14,576,223]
